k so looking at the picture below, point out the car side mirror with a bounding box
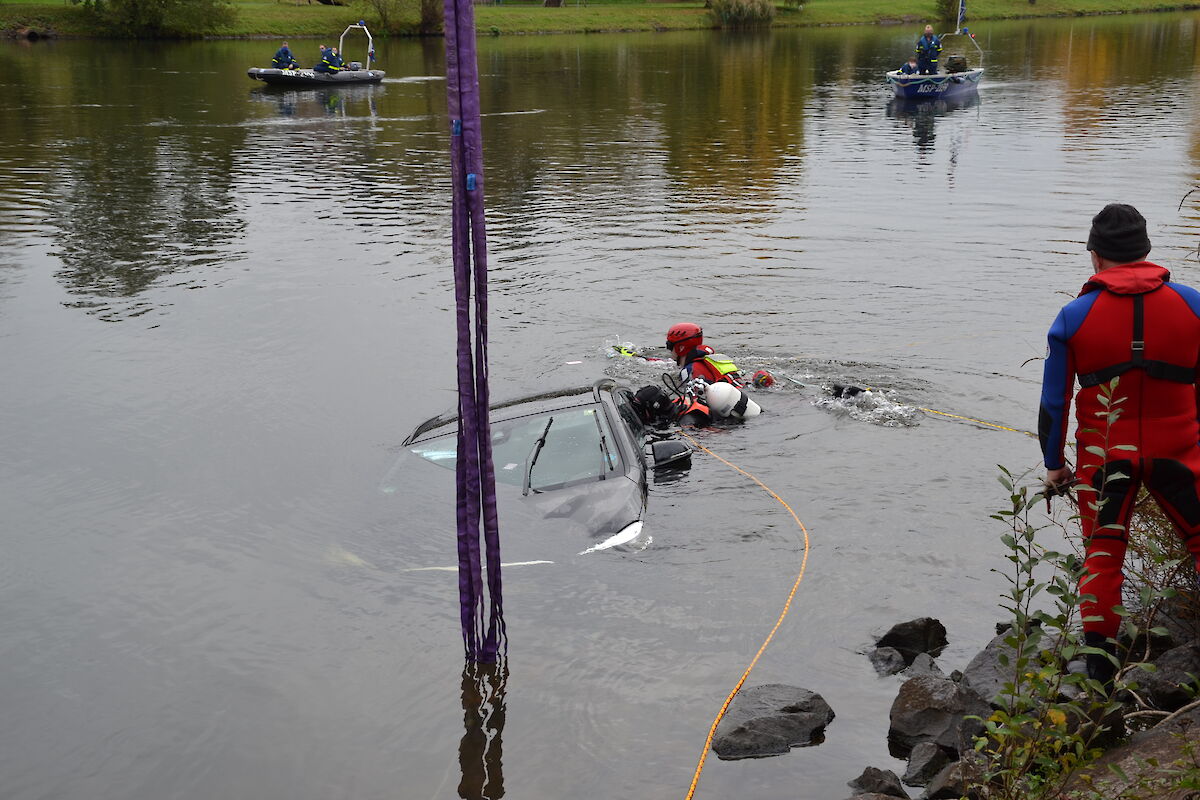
[651,440,691,470]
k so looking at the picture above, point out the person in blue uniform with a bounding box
[271,41,299,69]
[900,56,919,75]
[314,44,336,73]
[916,25,942,75]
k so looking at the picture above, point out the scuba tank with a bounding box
[704,382,761,420]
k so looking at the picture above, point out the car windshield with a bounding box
[410,405,619,491]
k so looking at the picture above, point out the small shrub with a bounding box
[709,0,775,28]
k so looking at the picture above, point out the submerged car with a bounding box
[402,379,690,556]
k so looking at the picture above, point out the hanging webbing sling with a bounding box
[444,0,505,664]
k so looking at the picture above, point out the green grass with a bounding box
[1,0,1197,37]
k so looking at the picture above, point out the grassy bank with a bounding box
[1,0,1197,37]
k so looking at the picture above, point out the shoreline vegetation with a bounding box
[1,0,1199,39]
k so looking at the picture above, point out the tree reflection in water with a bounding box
[457,660,508,800]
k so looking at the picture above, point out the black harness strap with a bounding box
[733,390,749,416]
[1077,293,1195,387]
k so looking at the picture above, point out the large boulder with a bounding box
[847,766,906,797]
[960,630,1060,706]
[712,684,834,760]
[888,674,991,758]
[1135,642,1200,711]
[1060,705,1200,799]
[903,741,951,787]
[877,618,949,665]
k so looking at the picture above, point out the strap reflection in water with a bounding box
[458,660,508,800]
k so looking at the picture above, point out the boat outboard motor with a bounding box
[945,54,967,73]
[705,382,761,420]
[348,61,363,70]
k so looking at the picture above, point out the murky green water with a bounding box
[2,14,1200,800]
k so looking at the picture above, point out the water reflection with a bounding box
[458,660,507,800]
[248,84,384,119]
[886,94,981,152]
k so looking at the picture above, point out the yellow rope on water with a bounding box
[917,407,1036,438]
[679,430,811,800]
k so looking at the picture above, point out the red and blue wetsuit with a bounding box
[1040,262,1200,638]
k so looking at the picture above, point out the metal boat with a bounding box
[885,66,983,101]
[886,0,983,101]
[248,23,385,87]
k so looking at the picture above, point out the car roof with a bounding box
[404,380,627,446]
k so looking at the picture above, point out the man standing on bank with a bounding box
[1040,203,1200,686]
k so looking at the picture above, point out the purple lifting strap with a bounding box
[444,0,504,663]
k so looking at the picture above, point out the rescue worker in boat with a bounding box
[272,40,300,69]
[915,24,942,75]
[665,323,746,388]
[329,47,345,71]
[1040,203,1200,689]
[900,56,920,75]
[314,44,337,74]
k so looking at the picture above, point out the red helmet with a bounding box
[666,322,703,359]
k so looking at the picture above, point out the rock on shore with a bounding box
[712,684,834,760]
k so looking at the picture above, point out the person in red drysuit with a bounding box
[1040,203,1200,686]
[665,322,745,387]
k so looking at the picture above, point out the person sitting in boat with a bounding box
[314,44,337,74]
[272,40,299,69]
[666,322,746,388]
[900,56,919,75]
[915,25,942,75]
[328,47,345,71]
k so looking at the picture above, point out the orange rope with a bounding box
[679,430,811,800]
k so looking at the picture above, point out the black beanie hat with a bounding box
[1086,203,1151,264]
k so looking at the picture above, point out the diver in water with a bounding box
[665,323,747,387]
[632,385,712,428]
[633,378,762,430]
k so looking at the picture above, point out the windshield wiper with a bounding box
[591,409,612,481]
[522,416,555,496]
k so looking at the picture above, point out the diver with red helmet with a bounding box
[665,322,747,387]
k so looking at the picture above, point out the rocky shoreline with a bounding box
[711,614,1200,799]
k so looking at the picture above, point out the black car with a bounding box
[402,379,690,557]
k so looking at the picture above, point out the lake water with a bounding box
[2,13,1200,799]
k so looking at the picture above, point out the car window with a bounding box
[410,405,619,491]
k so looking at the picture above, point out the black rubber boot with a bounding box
[1083,631,1117,692]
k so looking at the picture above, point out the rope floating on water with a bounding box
[918,407,1036,438]
[679,430,811,800]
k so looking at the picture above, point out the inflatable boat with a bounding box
[248,67,385,87]
[248,22,385,88]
